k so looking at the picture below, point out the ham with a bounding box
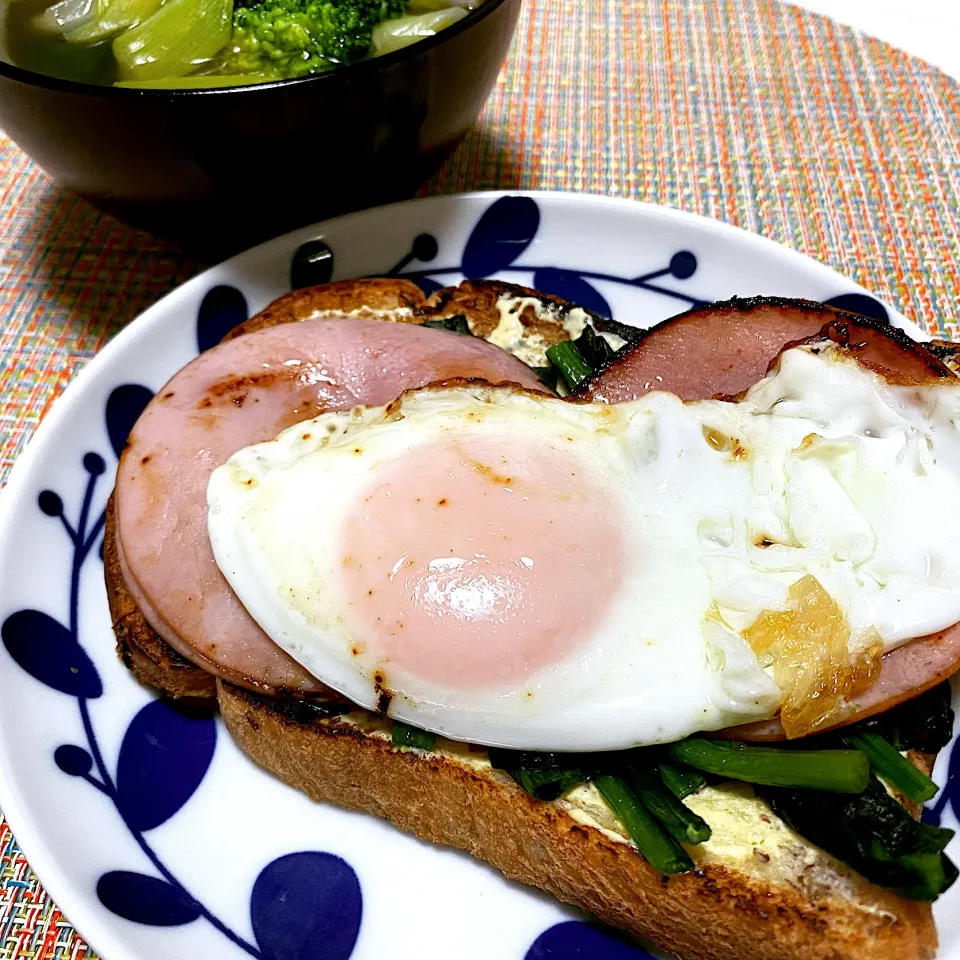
[114,317,545,696]
[580,295,960,739]
[577,297,952,403]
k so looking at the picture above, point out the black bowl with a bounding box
[0,0,522,253]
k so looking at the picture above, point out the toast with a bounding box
[106,280,945,960]
[218,681,937,960]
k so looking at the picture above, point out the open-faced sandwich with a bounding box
[106,278,960,960]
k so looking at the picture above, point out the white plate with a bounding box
[0,190,957,960]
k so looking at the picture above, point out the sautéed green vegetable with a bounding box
[4,0,478,87]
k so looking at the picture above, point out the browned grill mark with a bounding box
[209,371,284,397]
[373,671,393,715]
[467,458,513,486]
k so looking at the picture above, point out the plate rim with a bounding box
[0,188,924,960]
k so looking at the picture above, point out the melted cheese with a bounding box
[488,296,550,366]
[308,306,417,320]
[488,295,628,367]
[561,306,628,351]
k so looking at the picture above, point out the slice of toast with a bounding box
[105,278,638,699]
[106,281,944,959]
[218,681,937,960]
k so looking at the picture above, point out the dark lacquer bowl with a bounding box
[0,0,522,252]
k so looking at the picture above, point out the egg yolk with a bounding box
[339,434,625,690]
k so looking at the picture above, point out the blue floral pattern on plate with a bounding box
[4,446,363,959]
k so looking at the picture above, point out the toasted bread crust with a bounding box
[218,682,937,960]
[928,340,960,376]
[224,278,428,340]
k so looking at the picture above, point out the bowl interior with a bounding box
[0,0,511,95]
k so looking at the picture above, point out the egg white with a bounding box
[207,343,960,751]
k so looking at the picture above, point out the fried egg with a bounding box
[206,343,960,751]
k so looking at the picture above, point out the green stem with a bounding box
[624,762,711,844]
[668,738,869,793]
[391,721,436,751]
[846,733,938,804]
[545,340,592,391]
[594,775,693,875]
[657,761,706,800]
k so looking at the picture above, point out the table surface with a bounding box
[4,0,960,955]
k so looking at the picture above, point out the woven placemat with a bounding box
[3,0,960,954]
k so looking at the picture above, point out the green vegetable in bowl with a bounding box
[371,6,465,56]
[65,0,162,44]
[31,0,99,35]
[22,0,479,87]
[221,0,407,79]
[113,0,232,81]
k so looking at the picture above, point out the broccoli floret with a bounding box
[223,0,407,78]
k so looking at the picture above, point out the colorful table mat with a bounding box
[3,0,960,954]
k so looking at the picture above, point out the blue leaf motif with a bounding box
[411,233,438,263]
[461,196,540,279]
[38,490,64,516]
[668,251,697,280]
[532,269,612,318]
[115,699,216,832]
[525,921,655,959]
[823,293,889,325]
[106,384,155,460]
[251,852,362,960]
[291,241,335,290]
[2,610,102,698]
[83,452,106,476]
[55,744,93,776]
[97,871,201,926]
[197,285,249,353]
